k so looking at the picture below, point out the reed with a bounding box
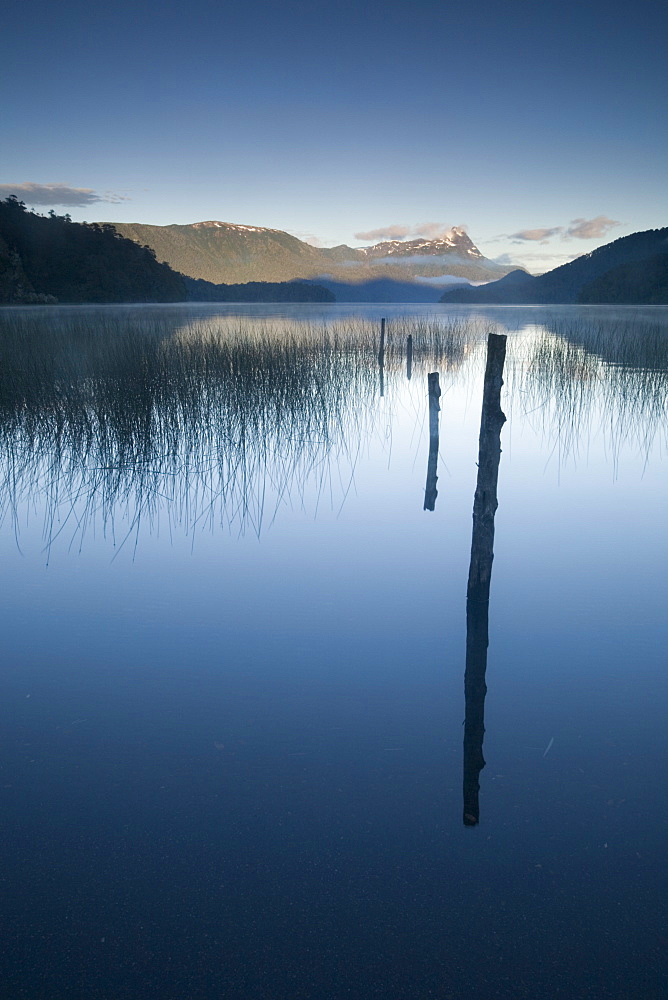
[0,307,665,551]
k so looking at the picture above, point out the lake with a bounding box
[1,303,666,999]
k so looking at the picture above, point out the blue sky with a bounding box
[2,0,666,272]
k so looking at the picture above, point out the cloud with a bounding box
[0,182,130,207]
[354,224,412,241]
[492,253,521,266]
[354,222,465,243]
[289,230,329,247]
[501,216,622,246]
[414,274,487,286]
[412,222,465,240]
[508,227,564,242]
[372,252,472,267]
[496,250,586,275]
[564,215,621,239]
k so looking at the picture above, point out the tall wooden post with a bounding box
[463,334,507,825]
[423,372,441,511]
[378,317,386,365]
[378,318,386,397]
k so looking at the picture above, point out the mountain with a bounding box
[578,253,668,305]
[0,201,339,305]
[356,229,483,262]
[184,276,334,303]
[0,197,186,303]
[103,220,517,287]
[303,277,469,302]
[439,228,668,304]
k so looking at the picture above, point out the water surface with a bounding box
[1,304,666,999]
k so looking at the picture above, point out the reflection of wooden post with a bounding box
[423,372,441,511]
[378,318,386,397]
[406,334,413,380]
[463,334,506,826]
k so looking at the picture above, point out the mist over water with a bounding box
[1,303,666,999]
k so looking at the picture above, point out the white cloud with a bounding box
[371,252,472,267]
[354,224,412,241]
[498,216,622,247]
[495,250,585,274]
[354,222,465,243]
[412,222,465,240]
[0,182,130,207]
[508,226,563,242]
[289,230,330,247]
[492,253,522,266]
[414,274,486,286]
[564,215,621,239]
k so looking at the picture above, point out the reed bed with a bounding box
[505,313,668,465]
[0,310,480,551]
[1,306,665,550]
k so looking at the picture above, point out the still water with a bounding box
[1,304,666,999]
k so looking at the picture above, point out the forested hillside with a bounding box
[185,277,334,302]
[0,198,187,303]
[440,228,668,304]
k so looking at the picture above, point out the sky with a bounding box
[2,0,667,273]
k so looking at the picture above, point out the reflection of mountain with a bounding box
[103,220,516,286]
[440,229,668,304]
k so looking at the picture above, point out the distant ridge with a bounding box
[439,228,668,304]
[0,200,335,305]
[102,220,517,287]
[304,277,469,302]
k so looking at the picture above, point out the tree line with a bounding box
[0,199,335,304]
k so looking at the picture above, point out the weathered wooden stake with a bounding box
[378,317,386,396]
[463,333,507,826]
[427,371,441,439]
[378,317,386,365]
[423,372,441,511]
[406,334,413,380]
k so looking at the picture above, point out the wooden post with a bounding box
[406,334,413,380]
[423,372,441,511]
[463,333,507,826]
[378,317,386,365]
[427,371,441,440]
[378,317,386,397]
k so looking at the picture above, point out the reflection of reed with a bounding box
[507,315,668,462]
[0,311,475,552]
[1,308,664,555]
[463,334,506,826]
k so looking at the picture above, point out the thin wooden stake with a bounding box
[463,333,507,826]
[378,317,386,365]
[423,372,441,510]
[378,317,386,396]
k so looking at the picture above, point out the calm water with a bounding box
[1,304,666,999]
